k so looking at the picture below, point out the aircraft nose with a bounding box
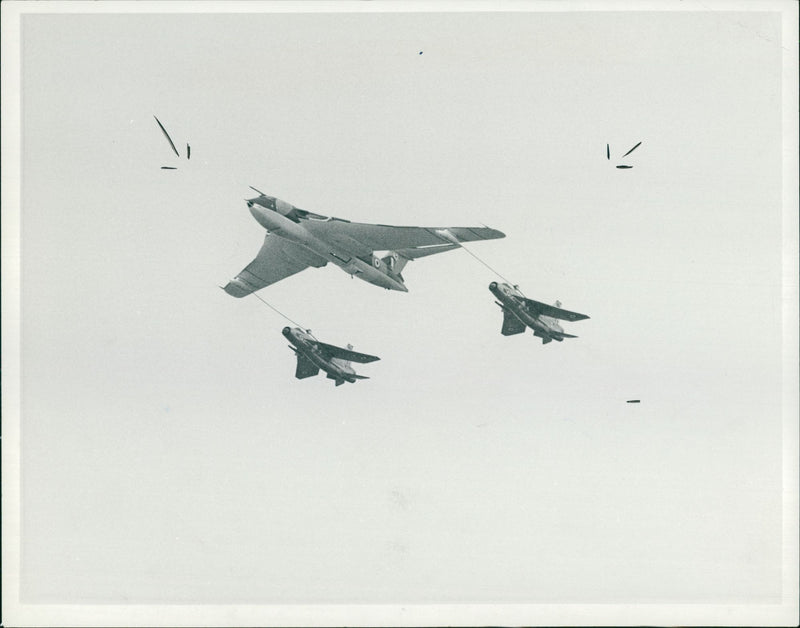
[248,201,273,229]
[489,282,498,290]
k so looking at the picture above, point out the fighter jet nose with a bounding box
[489,282,497,290]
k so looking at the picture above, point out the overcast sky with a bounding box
[5,1,798,624]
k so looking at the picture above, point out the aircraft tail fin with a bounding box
[381,252,410,278]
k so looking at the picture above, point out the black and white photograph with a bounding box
[2,1,798,626]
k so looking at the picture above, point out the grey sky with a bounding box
[4,2,798,626]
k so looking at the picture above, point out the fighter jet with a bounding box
[282,327,379,386]
[489,282,589,344]
[223,190,505,296]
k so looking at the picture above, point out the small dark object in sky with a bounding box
[606,144,610,160]
[154,115,180,157]
[616,165,633,169]
[419,51,423,55]
[627,399,641,403]
[186,143,191,160]
[622,141,642,157]
[160,166,177,170]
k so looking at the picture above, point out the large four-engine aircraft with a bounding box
[489,281,590,344]
[223,190,505,297]
[283,326,379,386]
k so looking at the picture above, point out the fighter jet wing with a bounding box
[302,218,504,256]
[316,342,380,364]
[522,298,590,322]
[223,234,328,297]
[501,309,527,336]
[294,354,320,379]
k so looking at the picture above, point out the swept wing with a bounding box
[500,308,527,336]
[317,342,380,364]
[294,353,320,379]
[224,234,327,297]
[523,298,590,322]
[302,218,504,257]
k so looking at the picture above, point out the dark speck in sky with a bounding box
[622,141,642,157]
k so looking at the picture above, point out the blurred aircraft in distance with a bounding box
[154,115,190,169]
[607,141,642,169]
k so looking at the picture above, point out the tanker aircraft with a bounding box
[283,326,379,386]
[489,281,590,344]
[223,189,505,296]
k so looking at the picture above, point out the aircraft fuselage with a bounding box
[248,199,407,291]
